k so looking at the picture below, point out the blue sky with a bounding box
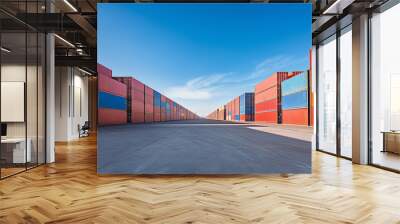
[98,4,311,116]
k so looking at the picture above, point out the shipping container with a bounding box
[281,90,308,110]
[281,72,308,97]
[254,72,290,123]
[98,108,127,125]
[254,86,278,103]
[98,74,127,98]
[234,97,240,121]
[98,91,127,111]
[97,63,112,78]
[240,114,253,121]
[113,76,145,123]
[255,98,278,113]
[255,111,278,123]
[239,93,254,121]
[132,112,145,123]
[113,77,131,122]
[282,108,309,125]
[217,106,225,120]
[254,72,288,94]
[98,64,198,125]
[144,86,154,123]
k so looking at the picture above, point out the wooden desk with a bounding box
[1,138,31,163]
[382,131,400,154]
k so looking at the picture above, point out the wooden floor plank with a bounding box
[0,134,400,223]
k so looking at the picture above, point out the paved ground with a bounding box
[98,119,311,174]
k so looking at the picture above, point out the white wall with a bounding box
[55,67,89,141]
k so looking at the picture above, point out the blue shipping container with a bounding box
[235,115,240,121]
[153,91,161,107]
[166,102,171,113]
[98,91,127,110]
[281,90,308,110]
[239,93,254,115]
[282,72,308,96]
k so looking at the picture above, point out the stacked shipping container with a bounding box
[144,86,154,122]
[153,91,161,122]
[98,65,128,125]
[98,64,198,126]
[281,72,309,125]
[254,72,288,123]
[239,93,254,121]
[207,71,312,126]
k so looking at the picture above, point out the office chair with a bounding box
[78,121,90,138]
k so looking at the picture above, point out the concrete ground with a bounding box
[98,119,311,174]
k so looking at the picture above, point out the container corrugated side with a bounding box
[282,108,308,125]
[98,91,127,111]
[281,72,307,97]
[98,108,127,125]
[255,111,278,123]
[97,63,112,78]
[255,98,278,113]
[98,74,127,98]
[281,90,308,110]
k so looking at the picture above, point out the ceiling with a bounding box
[0,0,393,73]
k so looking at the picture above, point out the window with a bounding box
[339,26,352,158]
[317,35,337,154]
[370,2,400,171]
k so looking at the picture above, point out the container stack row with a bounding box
[207,70,313,126]
[207,92,255,122]
[98,64,198,126]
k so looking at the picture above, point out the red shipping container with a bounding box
[132,99,144,113]
[145,113,154,123]
[154,112,161,122]
[255,86,278,103]
[255,98,278,112]
[282,108,309,125]
[133,90,145,102]
[97,63,112,78]
[289,71,303,78]
[98,74,127,98]
[240,114,253,121]
[98,108,127,125]
[132,112,145,123]
[255,72,289,94]
[234,97,240,118]
[255,111,278,123]
[145,86,153,96]
[161,113,165,121]
[132,79,144,91]
[310,91,314,127]
[145,104,153,113]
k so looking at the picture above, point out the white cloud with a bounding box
[165,54,308,116]
[165,73,231,100]
[248,55,308,80]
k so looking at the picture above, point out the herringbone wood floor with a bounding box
[1,134,400,224]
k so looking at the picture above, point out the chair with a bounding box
[78,121,90,138]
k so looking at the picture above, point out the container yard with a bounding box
[207,71,312,126]
[98,64,198,126]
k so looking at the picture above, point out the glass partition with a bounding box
[0,2,46,179]
[1,31,28,177]
[317,35,337,154]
